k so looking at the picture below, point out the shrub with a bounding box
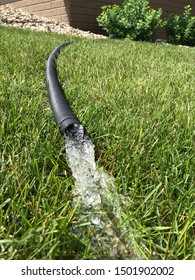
[97,0,164,41]
[166,5,195,46]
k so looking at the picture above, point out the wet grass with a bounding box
[0,25,195,260]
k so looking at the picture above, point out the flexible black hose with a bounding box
[46,42,81,134]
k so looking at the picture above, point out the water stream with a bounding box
[65,124,138,259]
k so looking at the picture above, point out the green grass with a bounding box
[0,25,195,260]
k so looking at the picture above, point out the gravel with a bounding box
[0,4,107,39]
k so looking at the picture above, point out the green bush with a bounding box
[166,5,195,46]
[97,0,164,41]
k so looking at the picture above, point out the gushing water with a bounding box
[65,124,138,259]
[65,124,114,208]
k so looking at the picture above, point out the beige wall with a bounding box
[8,0,123,33]
[10,0,69,23]
[5,0,195,34]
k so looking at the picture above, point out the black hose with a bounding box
[46,42,81,134]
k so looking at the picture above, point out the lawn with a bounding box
[0,25,195,260]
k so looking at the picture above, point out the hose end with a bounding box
[59,116,81,134]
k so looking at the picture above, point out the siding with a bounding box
[67,0,123,32]
[5,0,195,34]
[150,0,195,17]
[9,0,69,23]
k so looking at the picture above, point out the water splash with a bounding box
[65,124,114,207]
[65,124,139,259]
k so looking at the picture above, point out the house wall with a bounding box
[5,0,195,34]
[9,0,69,23]
[150,0,195,17]
[67,0,123,32]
